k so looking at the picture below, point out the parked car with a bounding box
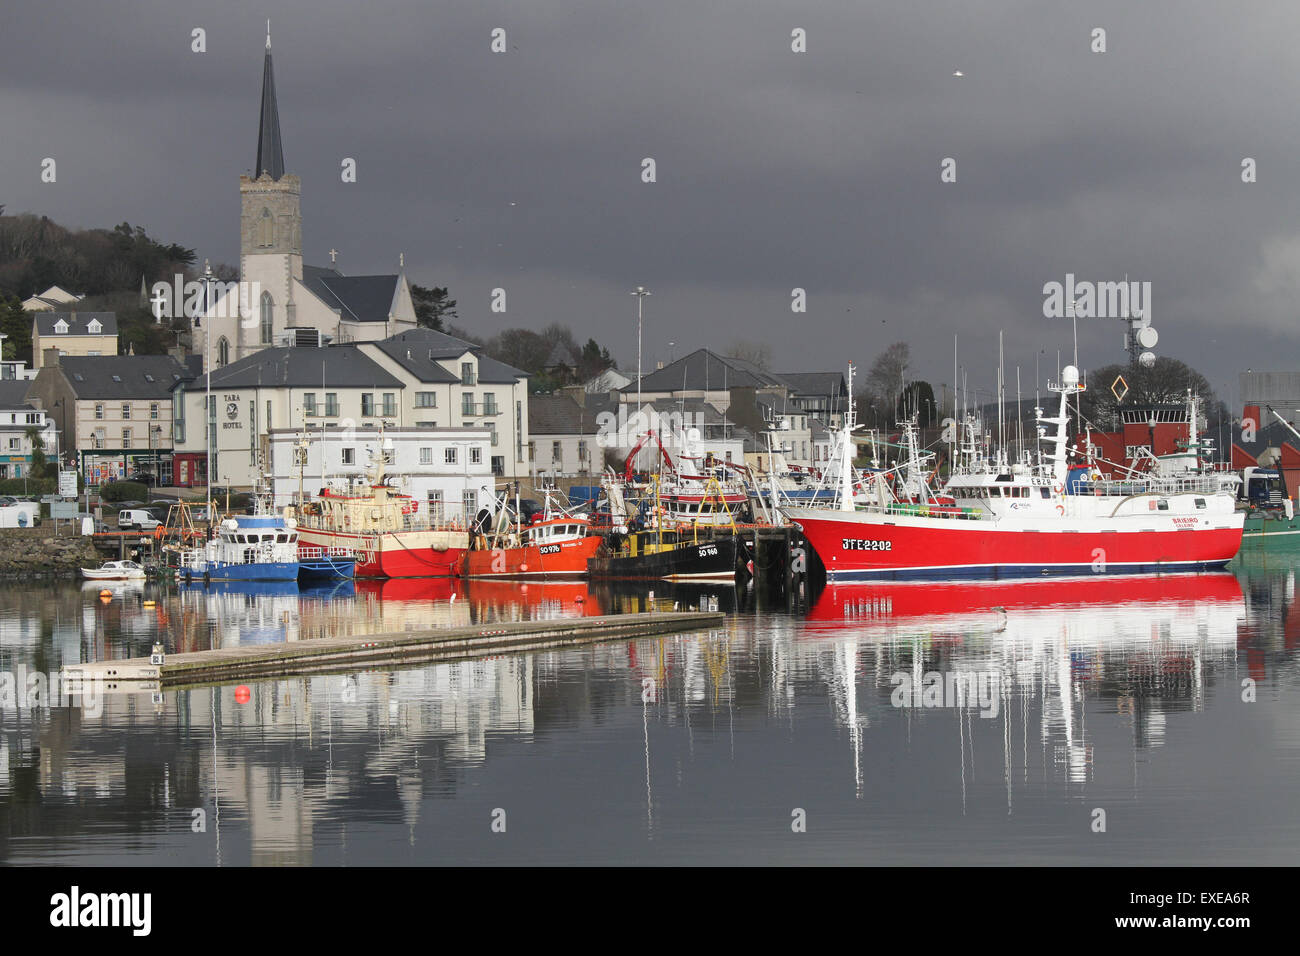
[117,509,162,531]
[128,471,159,486]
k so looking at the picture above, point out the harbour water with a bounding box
[1,558,1297,866]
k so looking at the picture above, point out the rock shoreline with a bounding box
[0,527,105,579]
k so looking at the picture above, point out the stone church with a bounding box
[200,33,417,371]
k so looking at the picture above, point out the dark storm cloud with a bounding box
[4,0,1300,405]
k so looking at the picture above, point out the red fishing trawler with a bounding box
[295,452,469,578]
[464,491,604,578]
[785,363,1243,581]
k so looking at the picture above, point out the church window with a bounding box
[260,292,273,344]
[217,337,230,367]
[257,208,274,248]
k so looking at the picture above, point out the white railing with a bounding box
[298,545,357,560]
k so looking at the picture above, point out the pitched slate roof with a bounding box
[33,312,118,337]
[778,371,847,398]
[0,381,36,411]
[633,349,776,394]
[371,336,459,384]
[375,328,527,384]
[304,272,400,323]
[204,345,402,390]
[59,355,187,399]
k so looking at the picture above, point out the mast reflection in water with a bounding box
[0,558,1296,865]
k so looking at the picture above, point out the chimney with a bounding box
[561,384,586,408]
[43,347,61,368]
[168,345,187,363]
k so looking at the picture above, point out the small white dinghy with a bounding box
[81,560,146,581]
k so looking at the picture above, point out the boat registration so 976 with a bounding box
[842,539,892,551]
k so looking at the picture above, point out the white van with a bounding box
[117,509,162,531]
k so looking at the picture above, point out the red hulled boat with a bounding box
[295,452,468,578]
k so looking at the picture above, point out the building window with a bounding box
[217,337,230,367]
[122,403,131,419]
[325,393,339,417]
[445,447,458,465]
[419,447,433,465]
[93,429,105,449]
[492,455,504,476]
[516,400,523,462]
[416,392,436,408]
[462,393,475,416]
[266,400,272,429]
[461,362,476,386]
[341,448,354,466]
[552,440,562,463]
[95,403,103,420]
[122,428,132,449]
[489,424,498,448]
[462,490,477,518]
[260,292,273,344]
[150,402,159,420]
[7,438,18,451]
[528,441,535,462]
[483,393,498,415]
[257,208,274,246]
[382,393,396,417]
[470,446,482,465]
[304,393,317,417]
[577,440,588,462]
[361,393,375,417]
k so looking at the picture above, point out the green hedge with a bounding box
[0,477,57,496]
[99,481,149,503]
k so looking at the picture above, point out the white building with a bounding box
[267,426,493,522]
[171,331,530,488]
[0,381,57,479]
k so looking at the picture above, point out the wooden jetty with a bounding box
[60,611,724,690]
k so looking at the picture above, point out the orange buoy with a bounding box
[99,589,112,598]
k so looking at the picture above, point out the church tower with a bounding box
[239,25,300,358]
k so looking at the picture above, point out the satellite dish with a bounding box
[1137,326,1158,349]
[1139,351,1156,368]
[1062,365,1080,386]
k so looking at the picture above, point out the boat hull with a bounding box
[787,507,1244,581]
[180,560,300,583]
[1240,512,1300,548]
[297,528,467,578]
[465,534,603,578]
[588,536,740,582]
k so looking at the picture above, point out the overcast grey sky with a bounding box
[3,0,1299,410]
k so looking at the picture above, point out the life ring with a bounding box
[344,514,351,526]
[1052,482,1064,495]
[1056,504,1065,515]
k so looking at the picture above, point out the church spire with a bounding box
[255,25,285,180]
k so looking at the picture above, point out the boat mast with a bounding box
[839,363,856,512]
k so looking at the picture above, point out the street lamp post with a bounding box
[629,286,651,417]
[197,261,216,520]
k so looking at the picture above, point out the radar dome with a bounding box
[1062,365,1079,386]
[1139,351,1156,368]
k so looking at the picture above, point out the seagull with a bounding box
[953,70,964,77]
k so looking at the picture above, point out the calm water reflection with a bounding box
[1,557,1297,865]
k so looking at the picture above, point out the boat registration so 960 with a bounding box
[842,539,892,551]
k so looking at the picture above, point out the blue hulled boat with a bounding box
[180,514,300,583]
